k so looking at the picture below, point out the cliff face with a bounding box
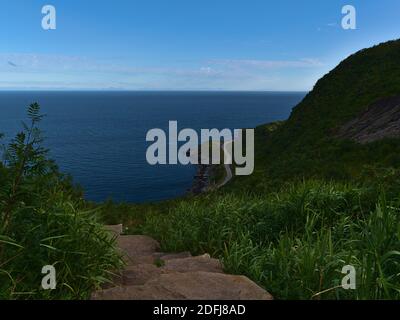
[225,39,400,193]
[337,95,400,144]
[237,39,400,187]
[271,39,400,149]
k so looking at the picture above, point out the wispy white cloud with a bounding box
[0,53,222,77]
[318,22,339,32]
[0,53,323,73]
[327,22,338,27]
[0,53,129,73]
[0,53,325,91]
[208,58,324,70]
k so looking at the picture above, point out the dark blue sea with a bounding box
[0,91,305,203]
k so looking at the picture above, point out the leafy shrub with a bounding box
[0,104,123,299]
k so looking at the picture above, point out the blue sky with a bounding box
[0,0,399,91]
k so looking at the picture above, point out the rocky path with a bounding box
[91,225,273,300]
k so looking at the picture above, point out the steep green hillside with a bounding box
[229,39,400,191]
[287,39,400,142]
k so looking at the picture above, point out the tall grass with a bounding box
[0,196,123,299]
[0,104,123,299]
[138,180,400,299]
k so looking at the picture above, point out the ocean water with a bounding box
[0,91,305,203]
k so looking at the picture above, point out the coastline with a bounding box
[188,142,234,195]
[188,164,213,194]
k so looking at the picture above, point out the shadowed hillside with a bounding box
[228,39,400,191]
[337,95,400,143]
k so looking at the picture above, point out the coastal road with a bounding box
[218,141,233,188]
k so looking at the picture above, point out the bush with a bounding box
[0,104,123,299]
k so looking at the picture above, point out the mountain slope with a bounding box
[230,39,400,191]
[337,95,400,143]
[281,39,400,145]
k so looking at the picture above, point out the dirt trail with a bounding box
[91,225,273,300]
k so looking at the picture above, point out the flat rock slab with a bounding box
[159,252,192,261]
[114,255,222,286]
[122,264,163,286]
[117,235,160,265]
[105,224,123,236]
[163,256,223,274]
[92,271,273,300]
[92,283,185,300]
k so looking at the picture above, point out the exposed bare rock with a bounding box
[93,229,273,300]
[122,264,163,286]
[337,95,400,144]
[146,272,273,300]
[117,235,160,265]
[92,272,273,300]
[108,254,223,287]
[189,164,212,194]
[162,256,223,274]
[159,252,192,261]
[92,282,185,300]
[104,224,123,236]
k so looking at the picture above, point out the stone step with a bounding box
[92,271,273,300]
[99,226,273,300]
[162,255,223,274]
[117,235,160,265]
[122,264,163,286]
[158,251,192,261]
[120,255,223,286]
[105,224,123,236]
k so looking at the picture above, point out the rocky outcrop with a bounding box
[337,95,400,144]
[188,164,212,194]
[92,225,273,300]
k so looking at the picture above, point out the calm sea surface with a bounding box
[0,91,305,203]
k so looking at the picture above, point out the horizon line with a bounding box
[0,89,309,93]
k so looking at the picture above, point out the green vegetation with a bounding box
[99,40,400,300]
[2,40,400,300]
[237,40,400,190]
[0,104,123,299]
[133,179,400,299]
